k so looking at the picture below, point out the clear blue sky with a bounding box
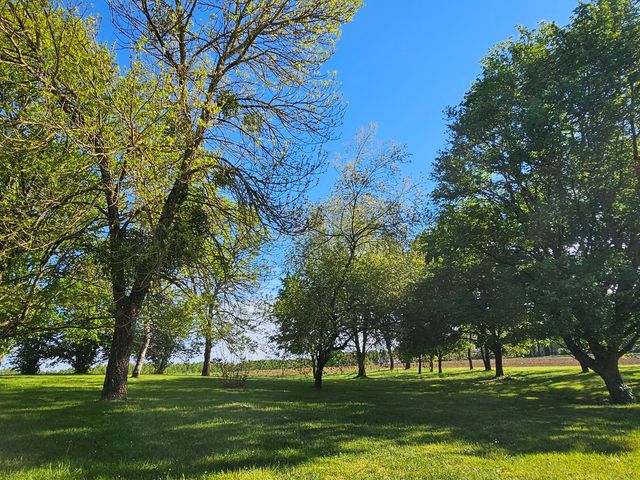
[93,1,577,199]
[319,0,577,195]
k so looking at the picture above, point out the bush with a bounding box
[219,361,249,388]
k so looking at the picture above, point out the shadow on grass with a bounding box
[0,367,639,479]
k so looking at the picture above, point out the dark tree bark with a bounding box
[563,336,635,404]
[481,345,492,371]
[599,360,634,404]
[403,361,411,370]
[201,335,212,377]
[384,335,394,370]
[132,322,151,378]
[579,359,590,374]
[437,352,443,375]
[312,350,331,389]
[353,329,368,378]
[102,301,142,400]
[491,342,504,378]
[418,354,422,374]
[356,352,367,377]
[429,354,434,373]
[467,347,474,370]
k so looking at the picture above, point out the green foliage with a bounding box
[272,126,416,382]
[433,0,640,401]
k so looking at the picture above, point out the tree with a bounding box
[349,241,423,374]
[0,0,360,399]
[399,256,463,376]
[50,331,108,375]
[184,217,263,377]
[272,125,413,387]
[9,333,53,374]
[144,288,194,375]
[272,238,351,388]
[434,0,640,403]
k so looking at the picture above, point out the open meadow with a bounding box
[2,367,640,480]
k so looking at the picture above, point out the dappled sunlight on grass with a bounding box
[1,367,640,479]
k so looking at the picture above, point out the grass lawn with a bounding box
[1,367,640,479]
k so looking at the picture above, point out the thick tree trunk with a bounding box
[491,343,504,378]
[201,335,212,376]
[314,363,325,388]
[313,352,330,389]
[437,353,443,375]
[132,323,151,378]
[579,359,590,374]
[562,336,635,404]
[353,329,368,378]
[429,355,434,372]
[101,307,138,400]
[599,360,635,404]
[356,351,367,378]
[418,354,422,374]
[481,345,492,371]
[467,347,474,370]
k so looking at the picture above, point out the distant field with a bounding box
[1,367,640,479]
[253,355,640,377]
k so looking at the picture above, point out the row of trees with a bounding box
[272,0,640,404]
[2,0,639,407]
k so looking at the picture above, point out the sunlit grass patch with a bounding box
[1,367,639,479]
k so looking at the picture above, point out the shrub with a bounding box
[219,361,249,388]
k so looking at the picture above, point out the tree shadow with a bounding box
[0,368,639,479]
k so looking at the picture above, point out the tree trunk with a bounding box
[418,354,422,374]
[481,345,492,371]
[467,347,473,370]
[562,336,635,404]
[437,353,443,375]
[403,361,411,370]
[101,306,138,400]
[385,336,394,370]
[429,354,434,372]
[579,359,589,374]
[132,323,151,378]
[491,343,504,378]
[599,360,635,404]
[356,351,367,378]
[353,329,368,378]
[314,363,324,388]
[313,351,330,389]
[201,335,212,377]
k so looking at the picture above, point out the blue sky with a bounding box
[319,0,577,195]
[93,0,577,199]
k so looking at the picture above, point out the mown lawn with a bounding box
[1,367,640,479]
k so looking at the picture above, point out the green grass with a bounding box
[1,367,640,479]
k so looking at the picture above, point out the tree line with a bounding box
[2,0,640,406]
[272,0,640,405]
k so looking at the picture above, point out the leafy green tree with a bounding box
[272,126,413,387]
[49,332,107,375]
[9,333,53,374]
[399,256,463,376]
[272,238,352,388]
[144,288,195,375]
[0,0,360,399]
[434,0,640,403]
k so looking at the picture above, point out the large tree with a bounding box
[435,0,640,402]
[0,0,360,399]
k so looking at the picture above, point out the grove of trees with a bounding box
[2,0,640,406]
